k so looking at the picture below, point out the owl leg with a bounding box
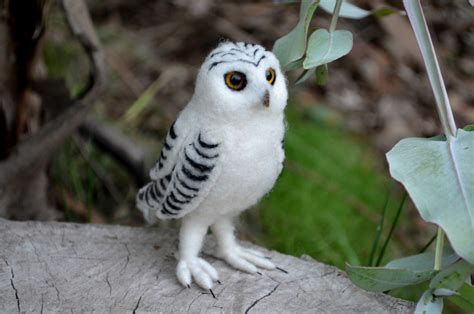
[176,215,219,290]
[211,217,275,274]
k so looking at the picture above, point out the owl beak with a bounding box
[262,90,270,108]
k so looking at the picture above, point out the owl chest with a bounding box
[217,121,284,202]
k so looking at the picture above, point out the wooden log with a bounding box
[0,219,414,313]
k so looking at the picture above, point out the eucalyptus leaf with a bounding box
[433,288,457,297]
[385,248,458,271]
[415,290,443,314]
[284,59,304,71]
[295,69,315,85]
[319,0,370,19]
[346,264,436,292]
[273,0,319,68]
[303,29,353,69]
[386,129,474,264]
[429,259,474,291]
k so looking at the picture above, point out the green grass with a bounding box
[257,106,405,269]
[50,138,137,223]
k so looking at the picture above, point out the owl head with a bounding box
[192,41,288,119]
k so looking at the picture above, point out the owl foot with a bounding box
[219,246,276,274]
[176,257,219,289]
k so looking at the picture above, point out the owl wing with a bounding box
[136,121,222,221]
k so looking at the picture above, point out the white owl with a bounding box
[136,41,288,291]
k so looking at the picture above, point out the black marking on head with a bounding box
[182,165,209,182]
[177,173,199,192]
[209,51,225,58]
[220,52,237,58]
[253,48,260,57]
[229,48,251,57]
[185,150,214,173]
[192,143,219,159]
[208,55,267,72]
[198,133,219,149]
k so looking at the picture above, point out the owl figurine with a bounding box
[136,41,287,290]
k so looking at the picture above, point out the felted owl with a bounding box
[136,41,288,291]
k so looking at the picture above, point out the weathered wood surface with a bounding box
[0,219,414,313]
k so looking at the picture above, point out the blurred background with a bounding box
[0,0,473,304]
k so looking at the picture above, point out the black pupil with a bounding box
[230,74,242,86]
[266,70,273,81]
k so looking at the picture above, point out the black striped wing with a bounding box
[137,127,221,221]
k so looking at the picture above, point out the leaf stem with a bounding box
[329,0,343,33]
[368,185,392,266]
[403,0,457,140]
[434,228,445,271]
[375,192,407,266]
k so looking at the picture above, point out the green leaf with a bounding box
[273,0,319,68]
[415,290,443,314]
[385,249,458,271]
[429,259,474,291]
[315,64,328,85]
[346,264,436,292]
[319,0,370,19]
[448,283,474,313]
[372,7,399,17]
[464,124,474,132]
[303,29,353,69]
[386,129,474,264]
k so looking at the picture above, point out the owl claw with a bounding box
[176,257,219,290]
[220,246,276,274]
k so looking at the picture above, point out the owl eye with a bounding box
[266,68,276,85]
[224,71,247,91]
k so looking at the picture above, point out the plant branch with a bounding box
[0,0,105,187]
[434,228,444,271]
[403,0,457,140]
[329,0,343,33]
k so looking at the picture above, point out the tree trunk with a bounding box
[0,0,104,220]
[0,219,414,313]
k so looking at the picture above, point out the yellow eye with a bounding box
[266,67,276,85]
[224,71,247,91]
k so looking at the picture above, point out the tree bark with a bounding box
[0,0,104,220]
[0,219,414,313]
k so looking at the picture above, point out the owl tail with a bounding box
[136,182,159,224]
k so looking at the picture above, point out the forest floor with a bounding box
[42,0,473,305]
